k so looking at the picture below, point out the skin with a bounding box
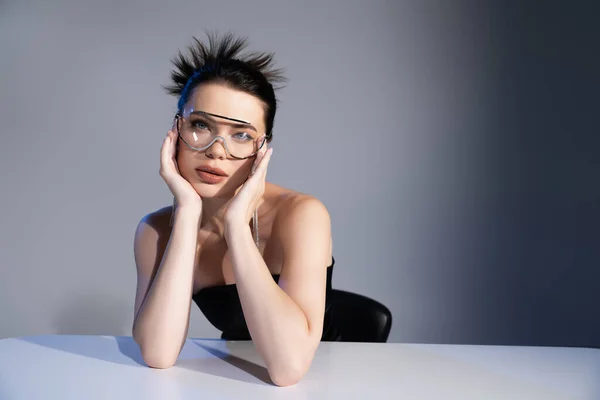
[132,82,333,386]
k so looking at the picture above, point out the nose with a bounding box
[204,137,228,160]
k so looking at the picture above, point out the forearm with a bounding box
[133,206,201,365]
[225,223,315,382]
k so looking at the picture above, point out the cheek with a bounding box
[237,159,255,177]
[224,159,254,186]
[176,152,196,179]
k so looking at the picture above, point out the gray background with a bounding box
[1,0,598,346]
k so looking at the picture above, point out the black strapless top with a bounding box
[192,258,341,341]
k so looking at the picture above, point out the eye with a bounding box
[191,120,210,130]
[232,132,253,142]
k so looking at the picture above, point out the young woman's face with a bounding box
[175,83,267,199]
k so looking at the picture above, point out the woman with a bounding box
[131,32,338,387]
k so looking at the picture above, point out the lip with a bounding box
[196,165,228,176]
[195,165,228,184]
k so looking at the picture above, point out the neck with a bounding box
[198,189,268,236]
[199,195,232,233]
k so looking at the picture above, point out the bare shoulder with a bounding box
[136,206,173,234]
[267,184,332,256]
[265,183,330,226]
[275,193,330,225]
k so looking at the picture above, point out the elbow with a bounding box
[133,334,178,369]
[266,334,320,386]
[269,366,307,387]
[140,347,178,369]
[267,357,311,387]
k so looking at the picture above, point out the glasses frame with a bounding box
[174,111,269,160]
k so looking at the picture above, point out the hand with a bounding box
[159,126,202,211]
[224,141,273,227]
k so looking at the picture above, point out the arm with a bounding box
[132,205,202,368]
[224,196,332,386]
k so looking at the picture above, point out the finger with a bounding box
[169,131,183,174]
[251,145,266,176]
[161,131,171,160]
[259,140,270,161]
[160,137,170,175]
[260,137,268,156]
[255,148,273,177]
[251,154,260,175]
[169,130,177,156]
[161,131,177,173]
[254,135,268,160]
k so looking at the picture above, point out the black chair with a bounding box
[329,289,392,342]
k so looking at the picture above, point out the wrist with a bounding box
[224,219,251,242]
[174,204,202,220]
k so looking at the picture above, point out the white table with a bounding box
[0,335,597,399]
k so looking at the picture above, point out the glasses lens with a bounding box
[179,116,265,158]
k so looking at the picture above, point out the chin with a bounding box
[191,182,236,199]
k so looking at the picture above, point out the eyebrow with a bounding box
[190,110,257,132]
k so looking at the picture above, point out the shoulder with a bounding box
[264,183,330,231]
[268,186,331,251]
[134,205,173,244]
[266,186,333,272]
[136,205,173,232]
[274,194,330,228]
